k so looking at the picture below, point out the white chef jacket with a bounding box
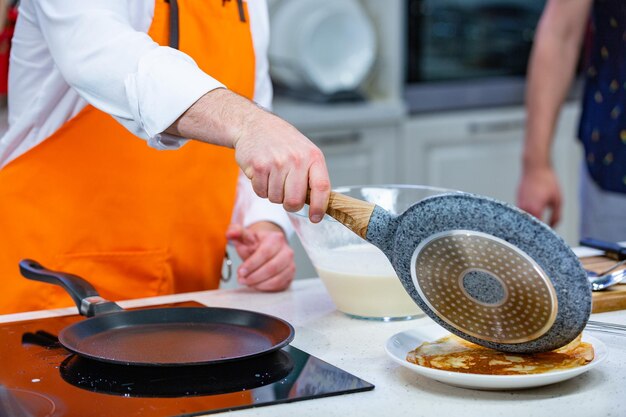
[0,0,291,233]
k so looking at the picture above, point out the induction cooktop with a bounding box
[0,302,374,417]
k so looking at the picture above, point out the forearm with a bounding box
[166,88,240,147]
[523,0,592,170]
[524,40,579,169]
[166,88,275,148]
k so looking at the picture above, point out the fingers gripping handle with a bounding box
[306,191,376,239]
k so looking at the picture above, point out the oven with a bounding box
[405,0,546,113]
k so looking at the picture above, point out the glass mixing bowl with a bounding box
[289,184,457,321]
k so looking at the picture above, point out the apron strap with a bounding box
[165,0,180,49]
[166,0,247,50]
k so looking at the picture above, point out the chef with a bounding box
[0,0,331,314]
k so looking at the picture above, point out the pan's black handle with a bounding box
[19,259,122,317]
[580,238,626,261]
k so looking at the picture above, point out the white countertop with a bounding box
[1,278,624,417]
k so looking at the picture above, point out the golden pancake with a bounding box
[406,334,594,375]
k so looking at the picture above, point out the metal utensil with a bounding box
[586,259,626,277]
[314,191,591,353]
[589,269,626,291]
[585,320,626,336]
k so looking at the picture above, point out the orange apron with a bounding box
[0,0,255,314]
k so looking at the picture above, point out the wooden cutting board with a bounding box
[581,256,626,313]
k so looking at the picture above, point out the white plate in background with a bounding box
[269,0,376,94]
[385,325,607,390]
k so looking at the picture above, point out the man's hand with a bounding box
[233,107,330,223]
[166,89,330,223]
[517,165,562,227]
[226,222,295,292]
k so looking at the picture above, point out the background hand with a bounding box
[226,222,295,292]
[517,165,562,227]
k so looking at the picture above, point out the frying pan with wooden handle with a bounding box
[311,190,591,353]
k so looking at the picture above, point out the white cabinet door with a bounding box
[307,125,400,187]
[403,104,582,245]
[426,137,523,204]
[404,107,527,203]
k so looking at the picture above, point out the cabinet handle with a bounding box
[467,119,525,135]
[311,132,362,146]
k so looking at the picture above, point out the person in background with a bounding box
[0,0,331,314]
[516,0,626,241]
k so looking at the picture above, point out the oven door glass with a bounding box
[407,0,546,82]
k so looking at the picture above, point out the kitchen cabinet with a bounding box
[307,125,400,187]
[402,102,583,245]
[273,98,405,188]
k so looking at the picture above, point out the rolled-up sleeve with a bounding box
[31,0,224,148]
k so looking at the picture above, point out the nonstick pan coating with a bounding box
[59,306,294,366]
[365,193,591,353]
[19,259,294,366]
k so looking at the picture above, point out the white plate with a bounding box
[269,0,376,94]
[385,325,607,390]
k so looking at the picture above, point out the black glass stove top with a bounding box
[0,302,374,417]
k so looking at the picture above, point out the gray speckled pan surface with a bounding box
[365,192,591,353]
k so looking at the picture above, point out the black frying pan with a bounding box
[19,259,294,366]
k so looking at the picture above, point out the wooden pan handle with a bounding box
[307,190,375,239]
